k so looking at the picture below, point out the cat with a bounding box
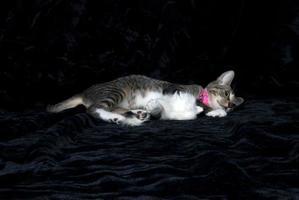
[47,70,244,126]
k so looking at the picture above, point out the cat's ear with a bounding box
[232,97,244,106]
[217,70,235,85]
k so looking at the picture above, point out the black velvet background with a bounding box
[1,0,299,199]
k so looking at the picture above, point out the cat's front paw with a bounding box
[196,106,204,114]
[146,100,163,118]
[206,109,227,117]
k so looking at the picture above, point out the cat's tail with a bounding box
[47,94,84,113]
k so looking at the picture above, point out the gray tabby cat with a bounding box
[47,70,244,126]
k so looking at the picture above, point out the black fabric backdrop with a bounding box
[1,0,299,199]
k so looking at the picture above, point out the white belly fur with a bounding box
[119,91,199,120]
[153,92,198,120]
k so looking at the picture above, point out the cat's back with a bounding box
[82,75,167,101]
[117,74,164,82]
[89,74,164,88]
[93,74,168,92]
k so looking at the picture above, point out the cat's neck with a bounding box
[185,84,202,97]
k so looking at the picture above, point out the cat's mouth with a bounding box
[217,100,234,110]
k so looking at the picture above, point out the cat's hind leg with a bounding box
[88,105,149,126]
[87,104,126,125]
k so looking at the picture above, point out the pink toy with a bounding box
[198,88,209,106]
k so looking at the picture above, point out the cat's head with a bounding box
[205,70,244,111]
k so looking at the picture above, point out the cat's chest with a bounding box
[120,91,163,109]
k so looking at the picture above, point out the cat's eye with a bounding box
[225,91,229,96]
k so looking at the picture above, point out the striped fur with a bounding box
[47,75,200,126]
[47,72,244,126]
